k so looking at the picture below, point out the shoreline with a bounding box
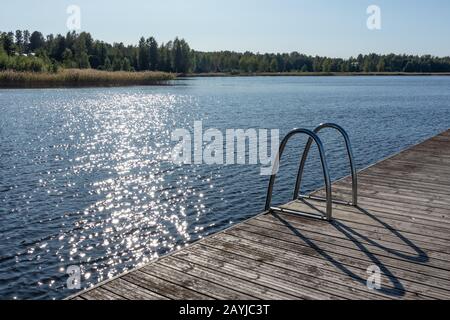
[182,71,450,77]
[1,70,450,89]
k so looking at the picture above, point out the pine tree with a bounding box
[138,37,149,70]
[377,58,386,72]
[15,30,23,53]
[62,48,74,68]
[104,57,112,71]
[122,58,132,71]
[148,37,159,71]
[3,32,15,55]
[78,52,91,69]
[112,58,122,71]
[270,59,278,72]
[172,38,183,73]
[29,31,45,52]
[23,30,30,53]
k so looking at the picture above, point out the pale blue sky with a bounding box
[1,0,449,58]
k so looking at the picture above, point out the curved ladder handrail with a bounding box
[293,123,358,206]
[265,128,333,220]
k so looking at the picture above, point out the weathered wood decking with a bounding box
[70,130,450,300]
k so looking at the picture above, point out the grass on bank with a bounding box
[0,69,175,88]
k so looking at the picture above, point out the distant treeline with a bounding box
[1,30,450,74]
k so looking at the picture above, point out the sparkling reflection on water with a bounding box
[1,77,450,299]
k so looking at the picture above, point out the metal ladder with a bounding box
[265,123,358,221]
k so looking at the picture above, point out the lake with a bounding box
[1,76,450,299]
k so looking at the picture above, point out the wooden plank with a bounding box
[329,184,450,208]
[268,206,450,253]
[80,287,126,300]
[283,199,450,237]
[157,256,307,300]
[285,196,450,233]
[360,171,450,190]
[102,278,170,300]
[122,270,212,300]
[238,219,450,281]
[354,179,450,200]
[283,200,450,241]
[314,188,450,219]
[179,244,388,300]
[140,262,257,300]
[254,215,450,261]
[205,233,447,299]
[201,234,435,299]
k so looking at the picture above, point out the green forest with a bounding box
[1,30,450,74]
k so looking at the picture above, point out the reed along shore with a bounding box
[0,69,175,88]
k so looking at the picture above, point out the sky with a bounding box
[1,0,449,58]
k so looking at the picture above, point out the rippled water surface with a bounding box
[1,76,450,299]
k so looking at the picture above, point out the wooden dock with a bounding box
[70,130,450,300]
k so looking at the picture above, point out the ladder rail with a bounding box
[265,128,333,220]
[293,123,358,206]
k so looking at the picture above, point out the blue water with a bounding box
[0,76,449,299]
